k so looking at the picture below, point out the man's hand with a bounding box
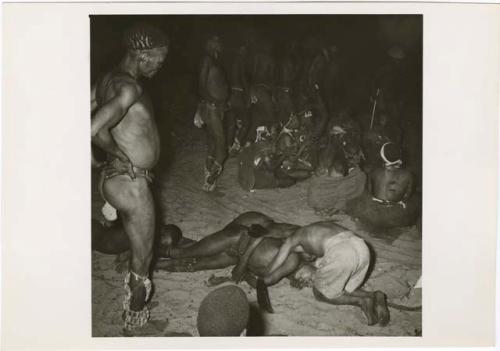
[194,112,204,128]
[103,157,136,180]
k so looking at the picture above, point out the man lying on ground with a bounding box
[156,211,310,289]
[93,212,310,288]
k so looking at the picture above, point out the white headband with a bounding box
[380,142,402,167]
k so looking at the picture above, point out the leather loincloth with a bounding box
[103,158,154,183]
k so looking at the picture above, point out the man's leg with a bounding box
[102,175,155,330]
[204,109,227,190]
[236,108,251,146]
[225,107,237,153]
[156,253,237,272]
[170,224,244,259]
[313,287,378,326]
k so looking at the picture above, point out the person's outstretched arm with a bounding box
[266,229,303,275]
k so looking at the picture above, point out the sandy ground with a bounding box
[91,127,421,337]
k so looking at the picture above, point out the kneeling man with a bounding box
[265,222,389,326]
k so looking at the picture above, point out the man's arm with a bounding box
[266,230,303,275]
[91,83,140,162]
[239,58,249,92]
[91,84,98,115]
[263,253,300,286]
[199,57,211,101]
[402,171,414,200]
[312,94,328,140]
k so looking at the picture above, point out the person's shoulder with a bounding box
[400,167,414,177]
[369,167,384,178]
[114,76,142,99]
[201,55,213,66]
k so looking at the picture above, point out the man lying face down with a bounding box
[155,211,311,288]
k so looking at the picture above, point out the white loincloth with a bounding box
[313,231,370,299]
[101,201,118,221]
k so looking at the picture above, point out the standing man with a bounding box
[274,41,300,126]
[91,24,168,332]
[247,39,276,143]
[194,35,229,192]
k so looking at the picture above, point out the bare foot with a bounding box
[122,319,169,337]
[374,291,390,326]
[359,296,378,326]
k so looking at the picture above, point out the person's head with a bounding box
[123,24,169,78]
[322,43,338,61]
[197,285,250,336]
[380,142,403,169]
[155,224,183,256]
[387,45,405,65]
[206,35,223,59]
[379,112,389,128]
[238,44,248,56]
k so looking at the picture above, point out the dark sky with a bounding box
[90,15,422,131]
[90,15,422,80]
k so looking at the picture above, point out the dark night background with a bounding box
[91,15,422,170]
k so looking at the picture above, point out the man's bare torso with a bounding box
[253,53,275,86]
[96,71,160,169]
[203,56,229,102]
[230,56,248,90]
[299,222,352,257]
[277,56,297,88]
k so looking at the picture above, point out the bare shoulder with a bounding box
[201,55,213,68]
[303,221,349,236]
[113,73,142,98]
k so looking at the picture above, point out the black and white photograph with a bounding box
[90,14,423,337]
[3,0,500,348]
